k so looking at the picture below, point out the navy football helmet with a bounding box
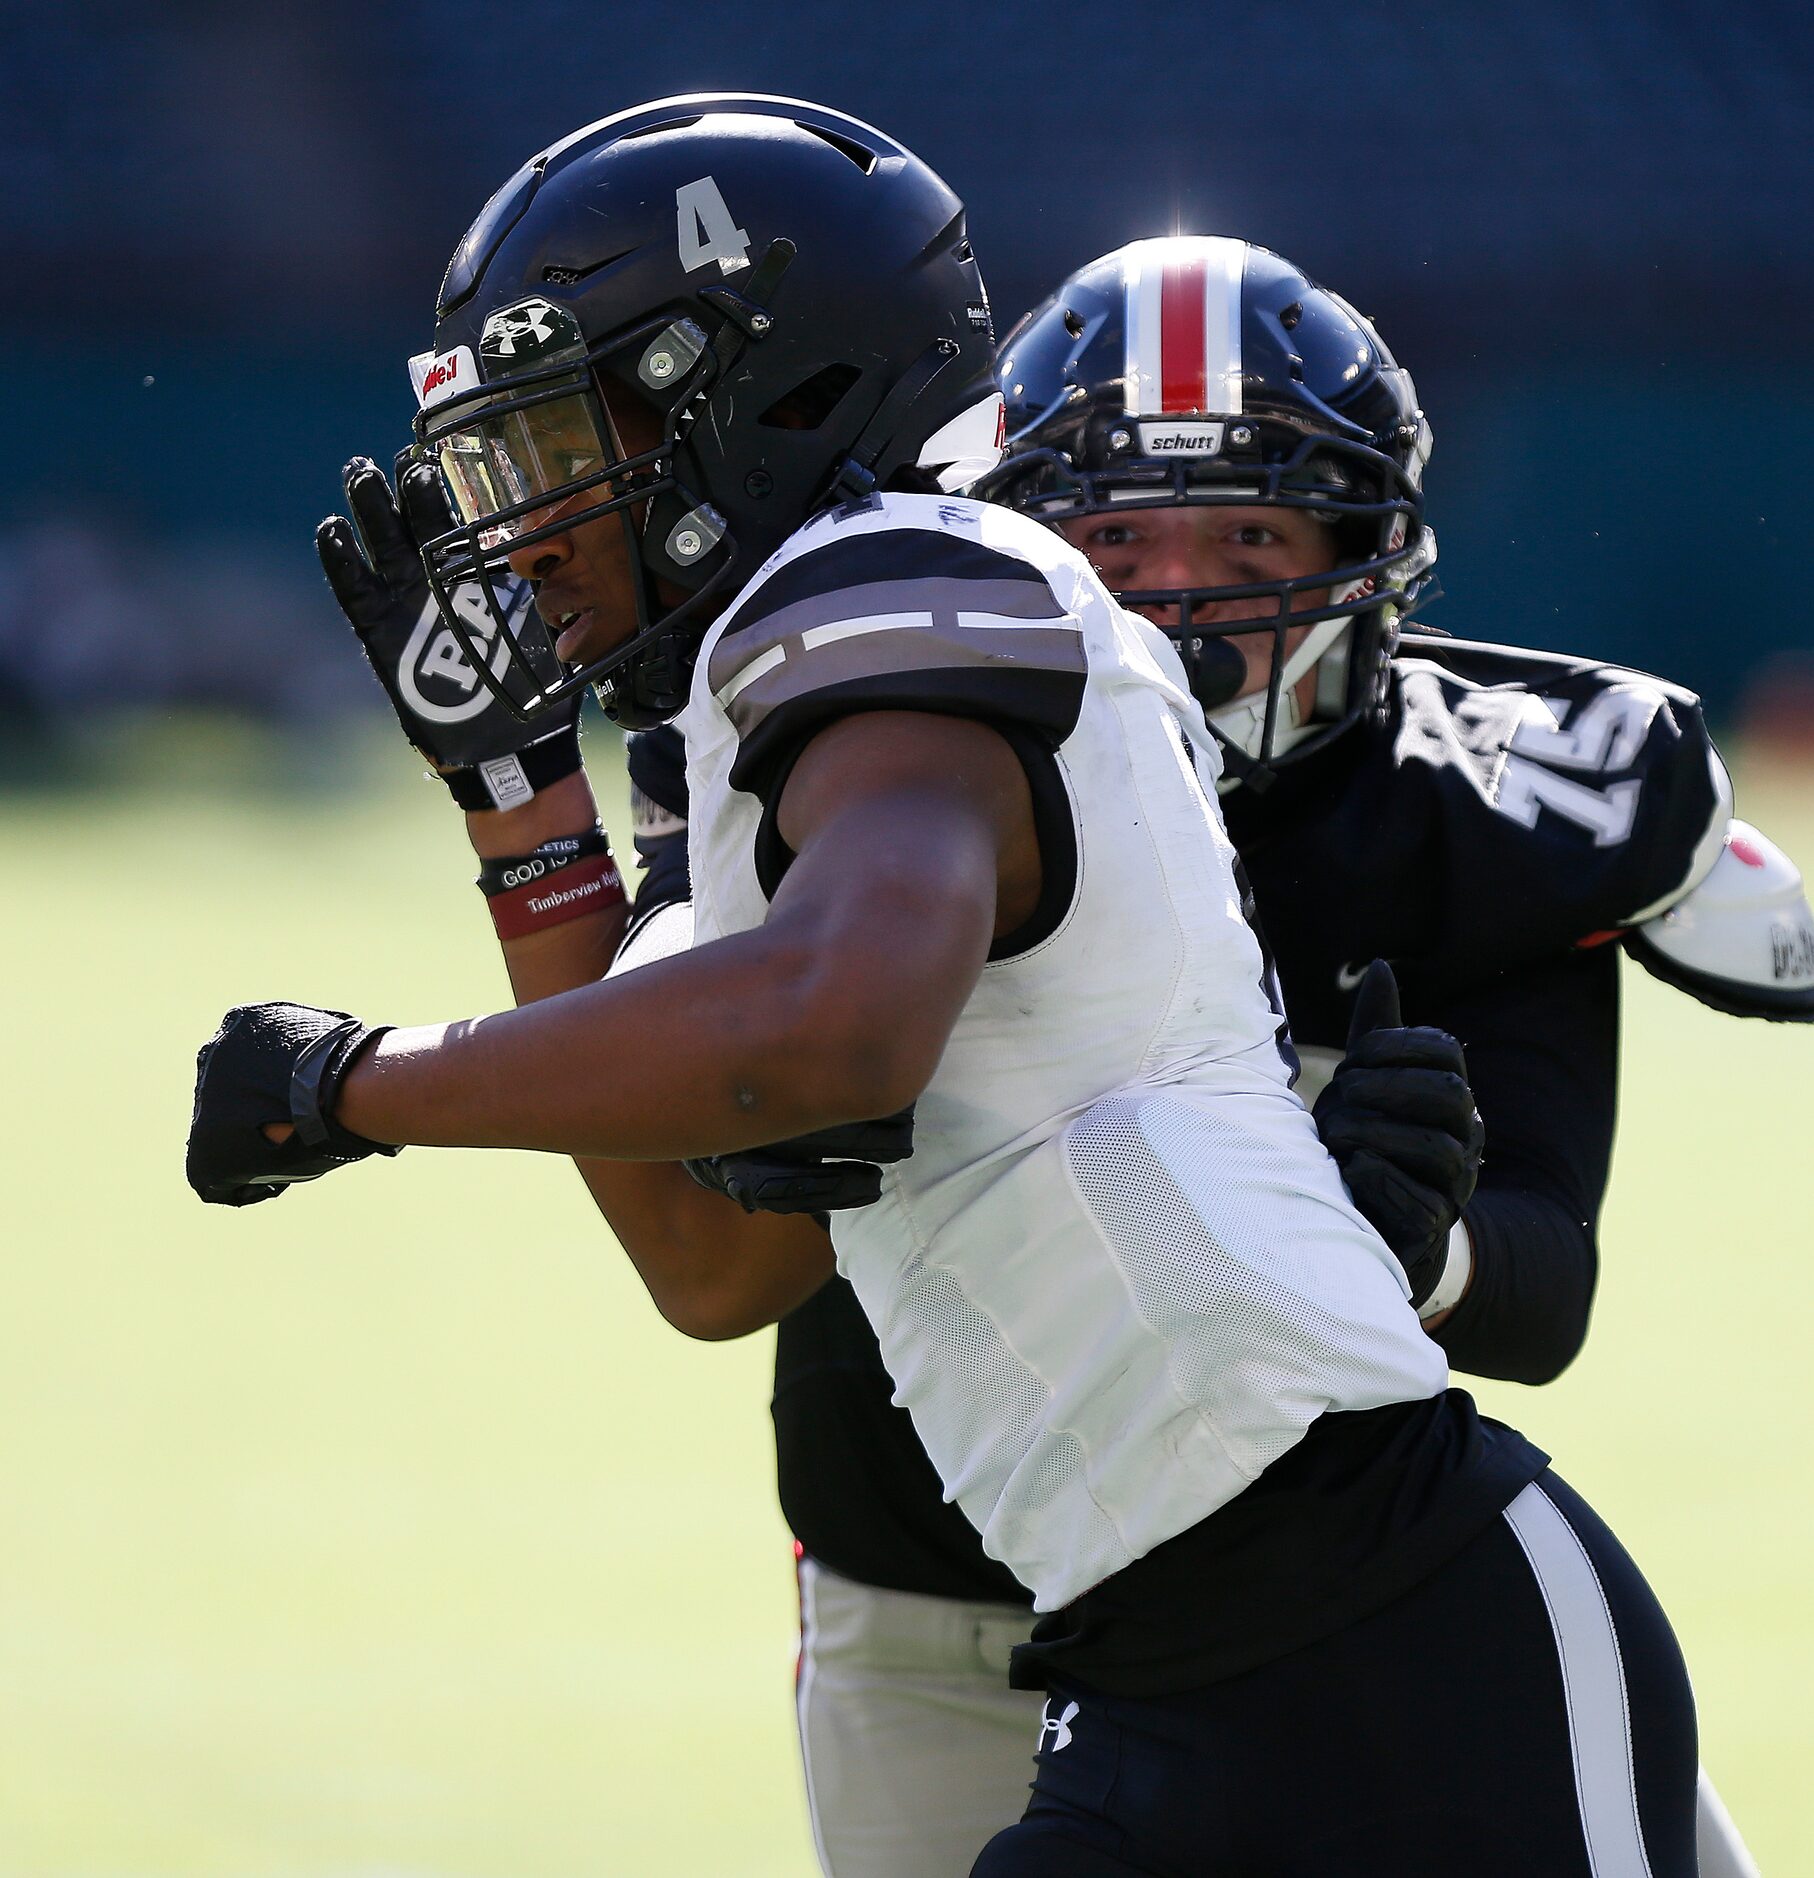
[408,95,1003,727]
[976,238,1435,783]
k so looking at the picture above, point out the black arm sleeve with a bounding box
[1421,944,1620,1385]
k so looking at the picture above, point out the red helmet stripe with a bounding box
[1160,253,1209,413]
[1120,237,1247,418]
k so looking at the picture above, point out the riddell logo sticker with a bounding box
[1136,420,1225,456]
[410,345,479,411]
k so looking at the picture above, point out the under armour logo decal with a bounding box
[480,297,582,363]
[1038,1698,1079,1753]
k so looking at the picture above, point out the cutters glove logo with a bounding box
[397,580,536,724]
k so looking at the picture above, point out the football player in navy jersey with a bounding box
[187,106,1722,1874]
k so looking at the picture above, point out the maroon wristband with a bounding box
[486,852,626,940]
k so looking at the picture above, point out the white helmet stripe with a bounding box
[1123,246,1164,416]
[1198,235,1246,417]
[1120,237,1246,418]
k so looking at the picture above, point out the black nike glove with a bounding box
[187,1003,399,1207]
[683,1109,916,1215]
[316,455,582,810]
[1313,959,1485,1308]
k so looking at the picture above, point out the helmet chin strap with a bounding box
[1206,530,1439,767]
[1210,612,1354,761]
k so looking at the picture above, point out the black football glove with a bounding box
[316,455,582,808]
[1313,960,1485,1308]
[187,1003,399,1207]
[683,1109,916,1215]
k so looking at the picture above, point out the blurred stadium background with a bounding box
[3,2,1810,1870]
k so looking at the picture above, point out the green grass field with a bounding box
[2,726,1808,1874]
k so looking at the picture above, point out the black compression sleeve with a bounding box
[1418,944,1620,1385]
[1436,1187,1598,1384]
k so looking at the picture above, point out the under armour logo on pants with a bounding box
[1039,1698,1079,1753]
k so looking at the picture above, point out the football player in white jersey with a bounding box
[187,99,1704,1872]
[676,236,1790,1877]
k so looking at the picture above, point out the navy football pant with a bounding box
[972,1473,1698,1876]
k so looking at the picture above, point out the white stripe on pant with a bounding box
[1503,1481,1656,1875]
[795,1544,1763,1877]
[1503,1482,1764,1877]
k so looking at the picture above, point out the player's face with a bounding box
[501,384,667,666]
[1056,504,1339,702]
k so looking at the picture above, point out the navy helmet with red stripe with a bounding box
[975,237,1435,785]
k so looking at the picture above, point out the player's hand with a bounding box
[187,1002,400,1207]
[683,1109,916,1215]
[1313,960,1484,1308]
[316,455,582,792]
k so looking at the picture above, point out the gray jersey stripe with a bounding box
[709,576,1066,696]
[723,619,1087,740]
[1502,1482,1655,1878]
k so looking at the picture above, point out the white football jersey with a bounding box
[680,493,1446,1611]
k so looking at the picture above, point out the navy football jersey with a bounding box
[1226,634,1728,1062]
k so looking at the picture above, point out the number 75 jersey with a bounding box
[1222,630,1736,1063]
[679,493,1446,1614]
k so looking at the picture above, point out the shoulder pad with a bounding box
[1387,639,1732,944]
[1395,636,1709,736]
[706,495,1088,803]
[1624,822,1814,1020]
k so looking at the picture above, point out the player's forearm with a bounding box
[465,767,605,860]
[344,781,992,1160]
[1431,1185,1597,1385]
[335,929,902,1158]
[330,908,871,1338]
[462,768,626,977]
[461,771,831,1336]
[581,1160,834,1338]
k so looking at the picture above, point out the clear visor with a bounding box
[435,391,617,548]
